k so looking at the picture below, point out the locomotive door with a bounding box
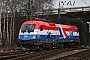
[38,25,46,40]
[46,28,51,39]
[46,26,58,40]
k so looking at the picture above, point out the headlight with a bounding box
[32,35,36,39]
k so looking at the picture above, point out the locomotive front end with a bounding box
[17,21,40,49]
[19,24,36,40]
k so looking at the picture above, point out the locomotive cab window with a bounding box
[40,26,43,31]
[21,24,36,32]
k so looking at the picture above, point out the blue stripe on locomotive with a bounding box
[19,34,79,40]
[19,34,33,40]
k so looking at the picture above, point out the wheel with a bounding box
[60,42,64,48]
[38,45,44,51]
[16,39,21,47]
[48,44,52,49]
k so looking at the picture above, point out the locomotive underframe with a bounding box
[17,39,80,50]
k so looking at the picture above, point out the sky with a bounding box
[53,0,90,8]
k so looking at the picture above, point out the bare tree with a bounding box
[0,0,55,45]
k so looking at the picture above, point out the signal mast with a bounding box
[58,1,61,23]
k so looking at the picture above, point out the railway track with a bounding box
[65,50,90,60]
[47,49,90,60]
[3,47,81,60]
[0,49,32,60]
[0,47,89,60]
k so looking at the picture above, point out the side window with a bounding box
[40,26,43,31]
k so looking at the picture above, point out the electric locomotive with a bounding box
[17,19,80,50]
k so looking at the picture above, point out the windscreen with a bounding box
[21,24,36,33]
